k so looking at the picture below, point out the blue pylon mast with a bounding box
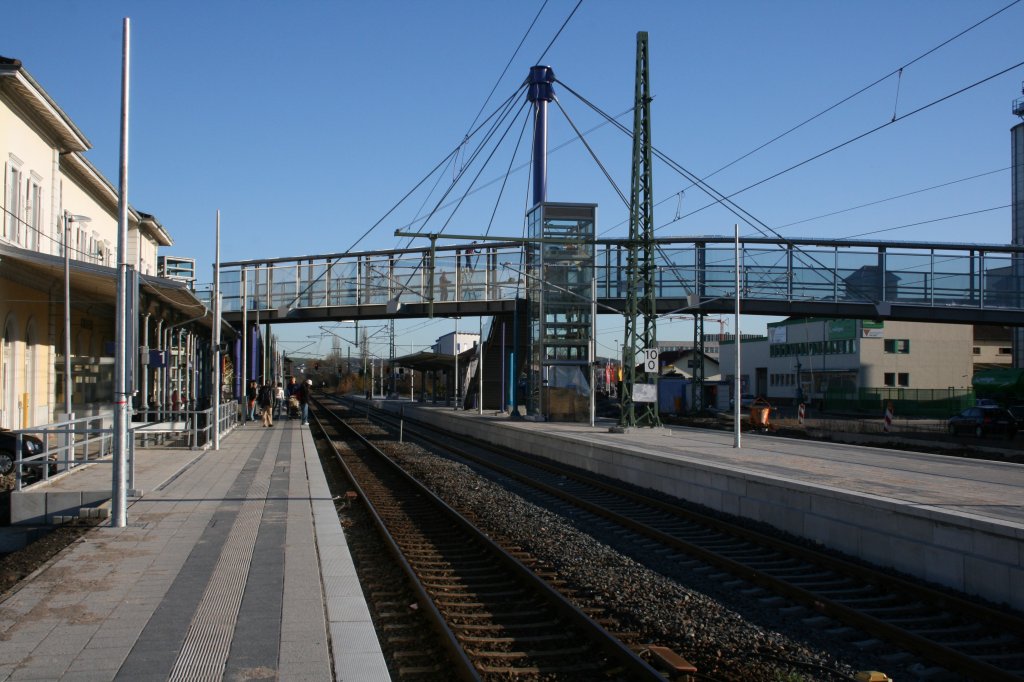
[620,31,660,429]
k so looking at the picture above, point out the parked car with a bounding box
[1006,405,1024,430]
[0,429,47,476]
[947,406,1017,439]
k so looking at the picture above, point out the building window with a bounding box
[972,346,981,355]
[5,163,23,242]
[26,179,42,251]
[884,339,910,354]
[999,347,1012,355]
[884,372,896,387]
[898,372,909,387]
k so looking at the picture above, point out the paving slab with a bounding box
[0,419,387,681]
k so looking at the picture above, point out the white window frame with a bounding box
[26,176,42,251]
[6,159,24,243]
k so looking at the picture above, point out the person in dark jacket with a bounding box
[298,379,311,425]
[259,382,274,427]
[246,381,258,421]
[285,376,298,419]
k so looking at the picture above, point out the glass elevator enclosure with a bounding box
[526,203,596,421]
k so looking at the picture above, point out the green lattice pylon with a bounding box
[620,31,660,429]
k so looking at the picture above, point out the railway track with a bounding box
[309,400,669,681]
[342,396,1024,682]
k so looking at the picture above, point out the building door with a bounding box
[756,367,767,397]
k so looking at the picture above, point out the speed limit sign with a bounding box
[642,348,658,374]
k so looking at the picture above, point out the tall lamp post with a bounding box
[63,211,91,427]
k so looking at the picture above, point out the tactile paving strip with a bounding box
[168,430,281,681]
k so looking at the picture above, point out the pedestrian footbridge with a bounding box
[207,235,1024,326]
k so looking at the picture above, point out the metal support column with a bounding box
[620,31,660,429]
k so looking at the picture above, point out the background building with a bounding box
[719,318,973,408]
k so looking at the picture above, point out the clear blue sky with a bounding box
[5,1,1023,360]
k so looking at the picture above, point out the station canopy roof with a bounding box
[394,348,475,372]
[0,241,230,334]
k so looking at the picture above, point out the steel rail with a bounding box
[311,397,666,680]
[362,400,1024,682]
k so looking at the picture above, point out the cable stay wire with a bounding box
[450,0,549,188]
[659,0,1023,216]
[412,93,528,241]
[486,108,533,237]
[277,87,526,311]
[435,100,532,237]
[400,84,526,242]
[552,96,630,208]
[840,204,1010,240]
[389,98,531,300]
[381,0,586,307]
[667,201,1018,282]
[774,166,1011,230]
[556,80,900,302]
[353,84,524,254]
[465,0,550,137]
[535,0,584,64]
[396,105,635,237]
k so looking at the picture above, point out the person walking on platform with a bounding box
[273,381,285,419]
[246,380,258,422]
[285,376,298,418]
[259,382,274,427]
[298,379,312,425]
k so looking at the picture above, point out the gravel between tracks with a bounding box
[361,423,873,682]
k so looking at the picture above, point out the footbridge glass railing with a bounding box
[201,237,1024,317]
[212,242,528,314]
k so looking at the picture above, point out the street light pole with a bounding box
[454,317,459,410]
[63,211,90,465]
[111,17,131,528]
[62,212,90,423]
[212,210,221,450]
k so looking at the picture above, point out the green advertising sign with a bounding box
[827,319,855,340]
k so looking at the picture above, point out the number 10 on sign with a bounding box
[640,348,658,374]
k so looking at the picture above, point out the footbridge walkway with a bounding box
[207,235,1024,326]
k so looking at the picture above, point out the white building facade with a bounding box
[0,56,200,429]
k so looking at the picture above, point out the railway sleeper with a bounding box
[457,633,574,644]
[454,619,561,631]
[466,646,594,659]
[476,661,607,675]
[938,633,1020,649]
[438,601,546,612]
[782,576,856,589]
[392,650,438,660]
[647,644,699,675]
[423,576,517,589]
[396,665,446,676]
[884,618,973,632]
[422,578,514,590]
[418,565,500,576]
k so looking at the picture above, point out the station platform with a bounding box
[0,418,388,681]
[382,400,1024,613]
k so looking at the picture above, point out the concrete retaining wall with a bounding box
[11,489,111,525]
[395,405,1024,612]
